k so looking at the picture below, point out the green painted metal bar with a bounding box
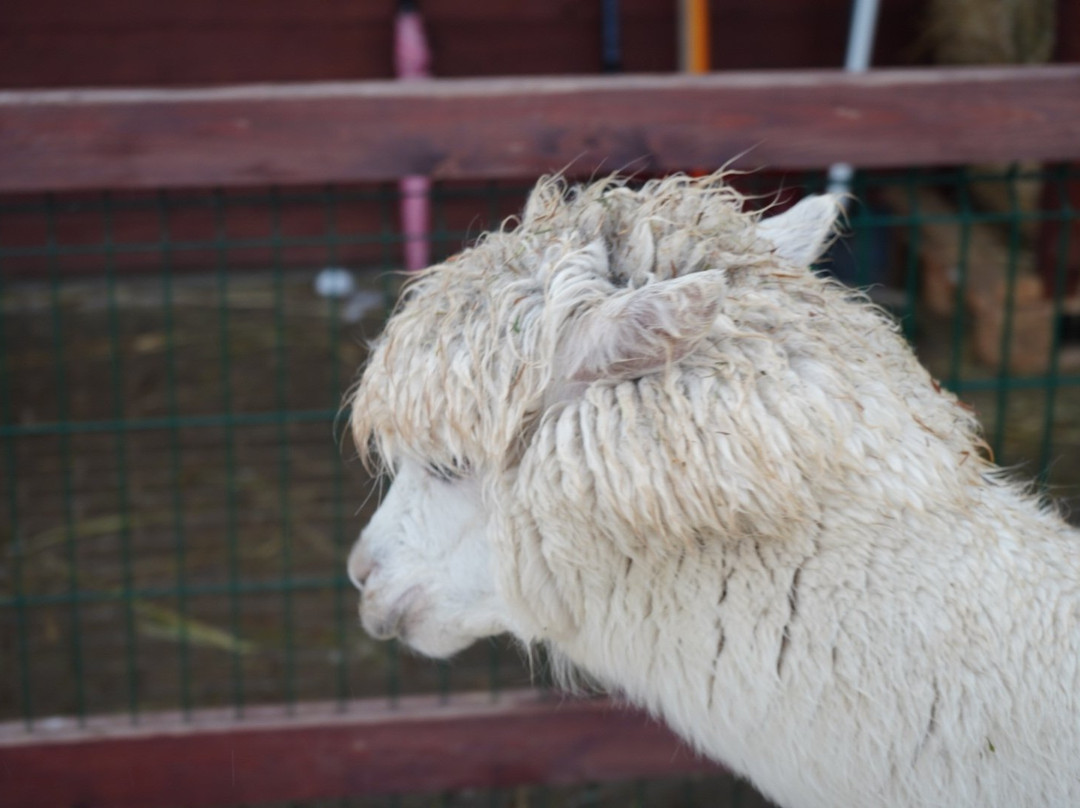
[0,233,398,260]
[156,190,194,718]
[0,210,1045,257]
[0,209,34,730]
[377,182,398,323]
[0,575,352,610]
[849,172,872,290]
[0,408,340,438]
[213,189,247,718]
[269,187,298,710]
[1038,167,1076,484]
[0,166,1075,218]
[946,168,974,391]
[431,183,452,273]
[322,184,352,712]
[991,167,1021,460]
[0,182,516,220]
[44,194,88,725]
[901,169,922,341]
[950,375,1080,394]
[100,194,141,722]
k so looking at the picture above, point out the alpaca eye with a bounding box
[425,459,469,483]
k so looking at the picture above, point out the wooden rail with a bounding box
[1,66,1079,192]
[0,690,721,807]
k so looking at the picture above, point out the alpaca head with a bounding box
[347,174,841,658]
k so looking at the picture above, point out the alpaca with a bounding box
[346,173,1080,808]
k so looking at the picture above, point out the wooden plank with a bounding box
[0,0,922,89]
[1,66,1079,193]
[0,27,397,89]
[0,690,722,807]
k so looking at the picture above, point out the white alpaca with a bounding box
[347,174,1080,808]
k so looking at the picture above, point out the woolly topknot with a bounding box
[516,172,772,287]
[349,171,780,471]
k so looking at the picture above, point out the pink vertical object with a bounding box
[395,0,432,271]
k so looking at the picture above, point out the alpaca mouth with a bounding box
[362,584,423,641]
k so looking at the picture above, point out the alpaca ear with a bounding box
[758,194,842,267]
[561,271,724,384]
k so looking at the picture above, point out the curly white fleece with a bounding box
[349,173,1080,808]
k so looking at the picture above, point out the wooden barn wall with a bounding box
[2,0,931,89]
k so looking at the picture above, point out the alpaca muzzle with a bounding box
[361,583,423,641]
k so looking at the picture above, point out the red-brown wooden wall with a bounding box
[2,0,932,89]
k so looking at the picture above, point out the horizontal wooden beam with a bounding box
[0,690,721,808]
[1,66,1079,192]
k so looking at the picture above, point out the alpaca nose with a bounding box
[347,544,378,590]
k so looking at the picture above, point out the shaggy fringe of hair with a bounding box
[350,171,792,471]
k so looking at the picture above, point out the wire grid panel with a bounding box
[0,181,536,728]
[229,774,774,808]
[0,166,1078,771]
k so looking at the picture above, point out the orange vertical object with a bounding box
[680,0,711,176]
[680,0,711,74]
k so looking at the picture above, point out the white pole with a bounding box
[828,0,881,195]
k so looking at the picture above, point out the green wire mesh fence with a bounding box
[0,180,538,730]
[227,776,772,808]
[0,165,1078,805]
